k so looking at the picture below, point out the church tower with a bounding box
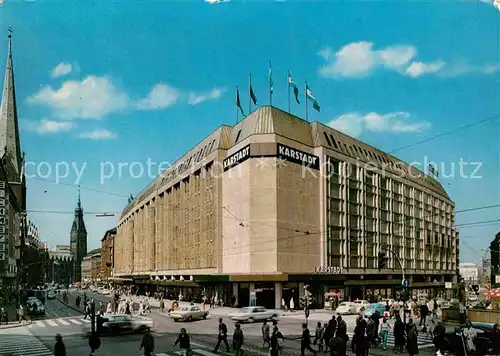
[70,188,87,282]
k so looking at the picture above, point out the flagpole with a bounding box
[287,71,290,113]
[236,86,239,124]
[248,74,252,114]
[305,81,308,122]
[269,61,272,106]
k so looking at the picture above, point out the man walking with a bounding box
[300,323,317,356]
[213,318,230,354]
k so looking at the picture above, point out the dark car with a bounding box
[442,322,499,355]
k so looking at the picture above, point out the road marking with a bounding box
[34,320,46,327]
[155,353,172,356]
[193,349,219,356]
[69,319,82,325]
[81,318,91,323]
[57,319,70,325]
[46,319,59,327]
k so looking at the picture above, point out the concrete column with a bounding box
[249,282,256,306]
[232,283,239,305]
[299,283,305,298]
[274,282,282,310]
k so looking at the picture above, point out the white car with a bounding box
[229,306,279,323]
[335,302,356,315]
[169,306,208,322]
[353,299,371,313]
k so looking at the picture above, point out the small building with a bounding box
[100,228,116,280]
[459,263,479,284]
[81,248,101,283]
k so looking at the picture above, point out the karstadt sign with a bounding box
[277,144,320,170]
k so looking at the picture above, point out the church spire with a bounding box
[0,26,22,173]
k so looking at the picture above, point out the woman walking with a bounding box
[379,317,391,351]
[173,328,191,356]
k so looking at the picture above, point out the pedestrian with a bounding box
[88,331,101,355]
[419,302,428,327]
[351,315,365,354]
[173,328,191,356]
[289,297,295,312]
[159,297,165,312]
[300,323,317,356]
[106,301,112,314]
[313,321,324,351]
[432,320,446,353]
[379,317,391,350]
[139,329,155,356]
[406,318,419,356]
[328,332,346,356]
[393,315,405,352]
[232,323,244,356]
[262,320,270,347]
[270,325,284,356]
[17,304,24,323]
[213,318,230,353]
[54,333,66,356]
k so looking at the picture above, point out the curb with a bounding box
[0,320,32,330]
[55,296,84,315]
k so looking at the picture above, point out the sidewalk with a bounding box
[0,300,31,329]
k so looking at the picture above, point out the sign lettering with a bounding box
[277,144,320,170]
[0,217,6,225]
[223,145,251,171]
[0,190,5,198]
[0,252,5,260]
[315,266,342,274]
[0,181,4,189]
[0,235,5,243]
[0,244,5,252]
[0,208,6,216]
[0,199,6,207]
[0,226,6,234]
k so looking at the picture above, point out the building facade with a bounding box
[81,248,101,283]
[47,245,73,286]
[100,228,116,280]
[491,232,499,287]
[70,192,87,282]
[114,106,457,308]
[0,31,27,292]
[459,263,479,284]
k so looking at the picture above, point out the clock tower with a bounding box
[70,189,87,282]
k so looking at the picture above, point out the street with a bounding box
[0,289,434,356]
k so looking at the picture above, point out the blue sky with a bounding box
[0,1,499,265]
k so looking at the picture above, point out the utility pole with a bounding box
[301,284,313,326]
[379,248,409,325]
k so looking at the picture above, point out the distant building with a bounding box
[22,220,48,286]
[100,228,116,280]
[47,245,73,285]
[70,191,87,282]
[491,232,500,287]
[459,263,479,284]
[81,248,101,283]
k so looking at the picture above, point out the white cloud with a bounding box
[319,41,500,79]
[79,128,116,140]
[25,119,76,134]
[406,61,445,78]
[328,111,431,137]
[51,63,73,78]
[28,76,129,119]
[318,41,417,78]
[137,83,180,110]
[188,87,226,105]
[205,0,230,3]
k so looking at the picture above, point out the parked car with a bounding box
[442,322,500,355]
[84,314,153,335]
[360,303,386,318]
[169,306,208,322]
[352,299,371,313]
[230,306,279,323]
[335,302,356,315]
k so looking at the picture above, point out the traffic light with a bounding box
[378,252,387,269]
[299,296,306,308]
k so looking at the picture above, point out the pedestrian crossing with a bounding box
[0,326,53,355]
[138,350,240,356]
[28,316,91,329]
